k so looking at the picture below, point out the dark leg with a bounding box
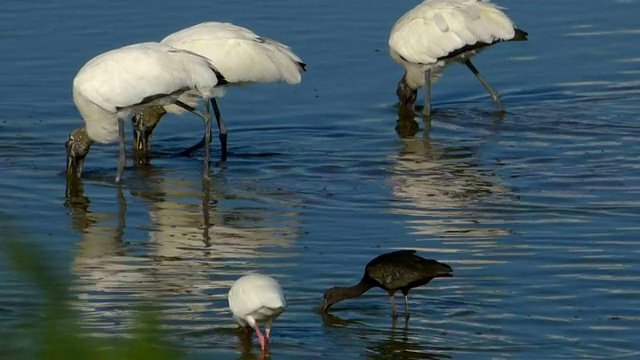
[211,98,228,162]
[116,118,126,183]
[173,100,210,157]
[423,69,431,117]
[403,293,410,319]
[464,59,504,112]
[203,99,212,179]
[390,294,398,319]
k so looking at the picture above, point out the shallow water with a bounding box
[1,0,640,358]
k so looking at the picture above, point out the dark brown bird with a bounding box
[320,250,453,318]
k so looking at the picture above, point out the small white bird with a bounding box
[228,274,286,352]
[132,21,306,162]
[389,0,528,116]
[65,42,226,182]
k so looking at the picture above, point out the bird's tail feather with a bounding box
[512,28,528,41]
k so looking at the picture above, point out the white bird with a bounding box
[131,21,306,162]
[228,274,286,352]
[389,0,528,116]
[65,42,227,182]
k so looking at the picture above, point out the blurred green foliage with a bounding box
[0,229,184,360]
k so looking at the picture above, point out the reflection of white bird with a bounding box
[228,274,286,352]
[132,21,307,162]
[389,133,510,238]
[65,42,226,182]
[389,0,528,115]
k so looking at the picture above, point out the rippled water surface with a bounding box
[1,0,640,359]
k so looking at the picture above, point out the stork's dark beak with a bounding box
[319,299,330,313]
[66,137,84,177]
[66,153,84,177]
[132,114,153,165]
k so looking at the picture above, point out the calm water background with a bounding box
[1,0,640,358]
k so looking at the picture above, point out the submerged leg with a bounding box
[464,59,504,112]
[390,294,398,319]
[254,325,266,352]
[403,293,410,319]
[423,69,432,117]
[265,326,272,350]
[203,99,212,178]
[173,100,210,157]
[211,98,228,162]
[115,118,126,183]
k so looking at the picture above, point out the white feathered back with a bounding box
[72,42,222,142]
[228,273,286,326]
[163,22,305,85]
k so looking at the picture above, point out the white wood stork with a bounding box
[65,42,227,182]
[389,0,527,116]
[132,21,306,162]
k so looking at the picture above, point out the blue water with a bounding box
[1,0,640,359]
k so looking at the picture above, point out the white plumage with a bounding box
[228,274,286,352]
[389,0,527,115]
[162,22,304,85]
[132,21,306,162]
[66,42,224,182]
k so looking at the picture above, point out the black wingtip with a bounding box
[298,62,307,72]
[211,66,229,86]
[513,28,528,41]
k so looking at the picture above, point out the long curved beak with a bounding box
[66,154,84,177]
[132,127,150,153]
[319,300,330,313]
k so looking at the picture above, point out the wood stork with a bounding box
[65,42,227,182]
[228,274,286,352]
[131,21,306,163]
[389,0,528,116]
[320,250,452,318]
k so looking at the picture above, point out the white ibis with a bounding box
[65,42,226,182]
[389,0,528,116]
[320,250,453,318]
[228,274,286,352]
[132,21,306,162]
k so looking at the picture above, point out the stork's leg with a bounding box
[211,98,228,162]
[174,99,226,161]
[173,100,210,157]
[464,59,504,112]
[203,99,212,178]
[115,118,126,183]
[423,69,432,117]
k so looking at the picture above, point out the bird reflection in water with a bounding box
[64,157,301,340]
[321,312,451,360]
[64,177,127,258]
[390,108,512,239]
[235,327,266,360]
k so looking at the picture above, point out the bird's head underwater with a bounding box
[65,127,93,177]
[131,106,166,154]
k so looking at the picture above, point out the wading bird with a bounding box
[320,250,453,318]
[228,274,286,352]
[65,42,226,182]
[132,21,306,162]
[389,0,528,116]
